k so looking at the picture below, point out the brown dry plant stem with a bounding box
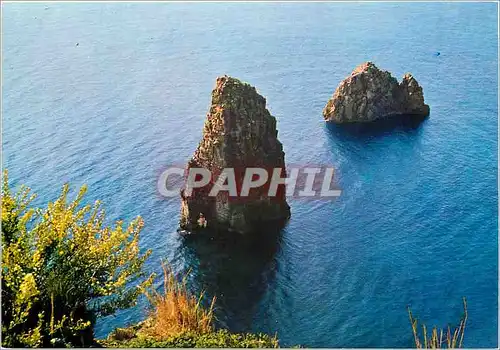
[408,297,468,349]
[142,261,216,339]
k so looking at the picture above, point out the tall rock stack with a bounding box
[323,62,430,123]
[180,76,290,234]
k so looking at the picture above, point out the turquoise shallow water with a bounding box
[2,2,498,347]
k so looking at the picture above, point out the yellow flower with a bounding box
[19,273,39,302]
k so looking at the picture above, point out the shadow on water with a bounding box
[325,114,429,140]
[174,226,284,332]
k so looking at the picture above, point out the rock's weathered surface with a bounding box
[323,62,430,123]
[180,76,290,234]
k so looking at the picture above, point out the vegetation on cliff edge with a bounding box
[1,170,279,348]
[1,170,154,347]
[1,170,467,348]
[99,260,279,348]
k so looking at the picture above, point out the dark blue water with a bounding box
[2,2,498,348]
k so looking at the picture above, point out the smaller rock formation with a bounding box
[323,62,430,123]
[180,76,290,234]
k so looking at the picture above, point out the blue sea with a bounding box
[2,2,498,348]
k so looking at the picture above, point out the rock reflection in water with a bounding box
[175,228,283,332]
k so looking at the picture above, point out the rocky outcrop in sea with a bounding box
[180,76,290,234]
[323,62,430,123]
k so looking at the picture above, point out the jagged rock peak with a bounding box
[323,62,430,123]
[180,76,290,234]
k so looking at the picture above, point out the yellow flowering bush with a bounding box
[1,170,153,347]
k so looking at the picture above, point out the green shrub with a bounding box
[1,170,153,347]
[101,329,279,348]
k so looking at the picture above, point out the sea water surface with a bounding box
[2,2,498,348]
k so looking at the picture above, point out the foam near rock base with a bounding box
[323,62,430,123]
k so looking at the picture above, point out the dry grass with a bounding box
[142,261,216,339]
[408,297,468,349]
